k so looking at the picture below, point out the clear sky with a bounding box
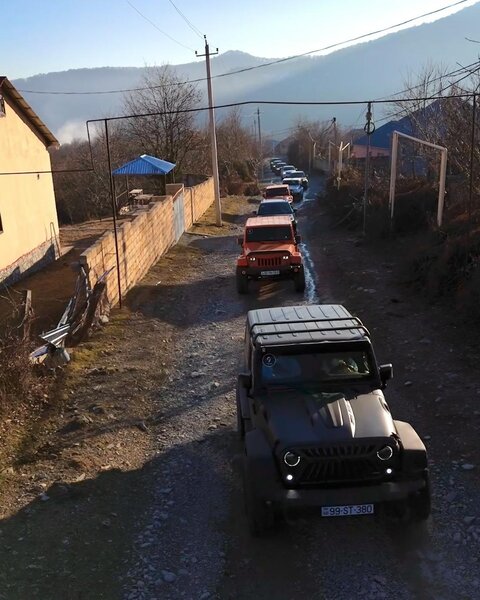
[2,0,479,79]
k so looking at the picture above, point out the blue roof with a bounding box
[112,154,175,176]
[355,98,463,149]
[355,115,413,148]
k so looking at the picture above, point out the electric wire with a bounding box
[126,0,194,51]
[167,0,204,38]
[3,88,478,177]
[374,59,480,101]
[17,0,473,96]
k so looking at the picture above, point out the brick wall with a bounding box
[79,177,213,306]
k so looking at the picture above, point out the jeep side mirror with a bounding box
[237,236,244,246]
[252,210,257,215]
[379,364,393,385]
[238,372,251,389]
[295,234,301,244]
[293,209,297,213]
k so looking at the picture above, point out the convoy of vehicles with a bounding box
[233,159,430,536]
[236,304,431,535]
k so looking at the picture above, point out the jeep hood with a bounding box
[246,243,297,254]
[260,389,395,446]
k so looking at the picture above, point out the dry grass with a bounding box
[326,169,480,319]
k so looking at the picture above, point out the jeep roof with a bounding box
[245,215,294,228]
[264,184,290,192]
[247,304,370,347]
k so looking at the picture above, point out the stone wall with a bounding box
[79,177,213,307]
[0,239,58,288]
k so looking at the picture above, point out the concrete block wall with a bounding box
[183,177,215,226]
[79,177,213,307]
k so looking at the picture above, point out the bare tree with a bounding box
[216,107,257,183]
[287,118,332,170]
[52,122,132,223]
[122,66,203,177]
[387,62,480,207]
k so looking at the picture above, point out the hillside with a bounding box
[12,3,480,142]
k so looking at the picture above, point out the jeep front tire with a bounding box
[293,268,306,293]
[236,273,248,294]
[409,473,431,521]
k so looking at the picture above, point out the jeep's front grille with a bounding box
[256,256,283,267]
[296,444,385,486]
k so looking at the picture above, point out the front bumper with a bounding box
[266,479,426,511]
[237,265,302,280]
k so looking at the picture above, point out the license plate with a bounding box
[260,270,280,276]
[321,504,374,517]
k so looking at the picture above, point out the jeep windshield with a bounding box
[282,179,302,187]
[257,202,293,216]
[264,187,289,198]
[290,171,306,178]
[257,346,375,390]
[246,226,293,242]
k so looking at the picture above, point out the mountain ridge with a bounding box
[12,3,480,142]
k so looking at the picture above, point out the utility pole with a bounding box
[257,108,263,180]
[196,36,222,226]
[363,102,374,236]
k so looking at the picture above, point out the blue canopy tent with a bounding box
[112,154,176,208]
[112,154,175,177]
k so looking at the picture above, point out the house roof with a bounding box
[112,154,175,176]
[354,115,413,149]
[0,76,59,148]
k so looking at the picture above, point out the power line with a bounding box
[375,59,480,101]
[18,0,473,96]
[84,91,477,128]
[375,61,480,125]
[167,0,204,38]
[126,0,194,51]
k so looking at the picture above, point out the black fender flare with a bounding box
[394,420,428,473]
[244,429,279,499]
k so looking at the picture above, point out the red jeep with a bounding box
[236,215,306,294]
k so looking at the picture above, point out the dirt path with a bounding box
[0,184,479,599]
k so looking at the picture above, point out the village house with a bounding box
[0,76,60,286]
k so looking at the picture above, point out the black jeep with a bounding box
[236,304,431,535]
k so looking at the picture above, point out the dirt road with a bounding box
[1,178,479,600]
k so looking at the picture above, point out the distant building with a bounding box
[0,77,60,287]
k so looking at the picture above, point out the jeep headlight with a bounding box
[377,445,394,461]
[283,451,301,467]
[282,255,289,260]
[249,256,256,261]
